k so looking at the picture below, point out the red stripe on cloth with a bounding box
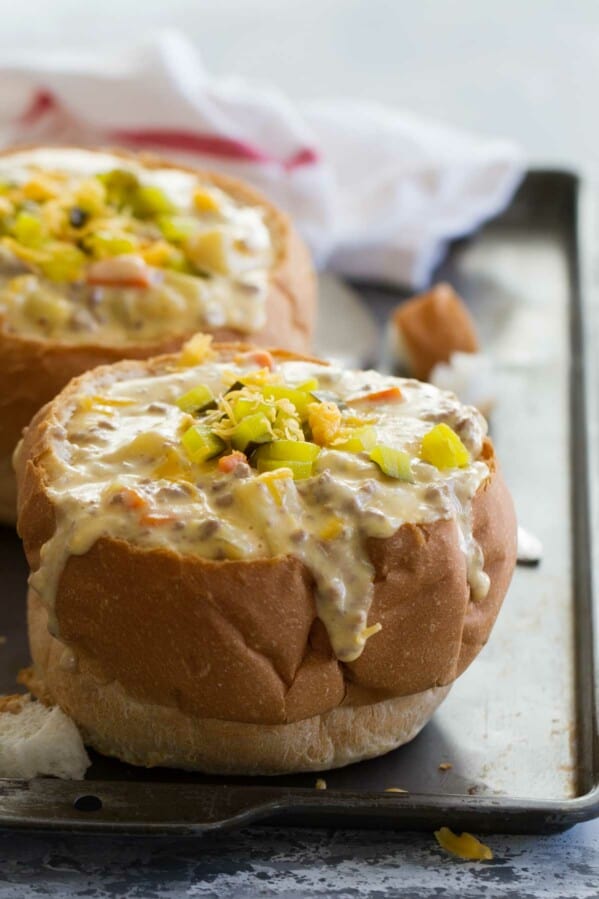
[16,89,321,170]
[284,147,320,169]
[19,89,58,125]
[111,127,320,169]
[109,128,272,164]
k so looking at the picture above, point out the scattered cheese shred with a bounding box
[178,333,215,367]
[385,787,408,794]
[315,778,327,790]
[434,827,493,861]
[361,622,382,642]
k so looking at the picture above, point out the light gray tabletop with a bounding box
[0,823,598,897]
[0,1,598,895]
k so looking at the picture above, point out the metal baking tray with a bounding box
[0,171,597,834]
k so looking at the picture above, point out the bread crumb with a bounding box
[392,283,479,381]
[0,692,90,779]
[0,635,6,645]
[0,693,29,714]
[385,787,408,793]
[439,762,453,771]
[434,827,493,861]
[315,778,327,790]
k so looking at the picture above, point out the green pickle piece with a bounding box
[259,385,312,419]
[370,444,414,482]
[40,243,86,283]
[232,397,272,420]
[182,424,224,463]
[231,413,272,451]
[176,384,215,414]
[420,423,470,470]
[11,211,46,248]
[86,231,138,259]
[256,458,313,479]
[255,439,320,463]
[158,215,198,243]
[134,185,176,219]
[333,426,377,453]
[97,169,139,208]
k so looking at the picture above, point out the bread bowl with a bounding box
[0,146,315,522]
[16,339,517,774]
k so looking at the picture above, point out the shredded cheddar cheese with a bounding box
[434,827,493,861]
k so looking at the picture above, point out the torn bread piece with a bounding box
[0,693,90,779]
[392,283,479,381]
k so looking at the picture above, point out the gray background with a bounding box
[0,1,598,896]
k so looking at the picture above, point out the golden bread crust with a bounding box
[16,345,517,743]
[393,282,479,381]
[0,146,316,523]
[26,589,451,774]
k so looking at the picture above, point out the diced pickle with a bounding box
[133,185,176,219]
[158,215,198,244]
[420,423,470,470]
[39,244,86,283]
[231,413,272,451]
[370,445,414,481]
[175,384,215,414]
[256,458,313,479]
[182,424,224,463]
[232,397,272,420]
[86,231,138,259]
[260,385,312,419]
[97,169,139,208]
[11,212,46,248]
[333,426,377,453]
[255,440,320,463]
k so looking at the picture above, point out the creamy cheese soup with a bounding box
[29,343,490,662]
[0,149,272,344]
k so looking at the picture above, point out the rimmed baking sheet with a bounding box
[0,171,597,834]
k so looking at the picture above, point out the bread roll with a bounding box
[16,342,517,774]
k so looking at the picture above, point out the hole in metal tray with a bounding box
[73,795,102,812]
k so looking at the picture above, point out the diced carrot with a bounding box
[348,386,403,404]
[218,451,248,473]
[139,512,176,527]
[119,487,148,511]
[87,274,151,288]
[236,350,275,371]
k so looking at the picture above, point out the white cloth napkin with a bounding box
[0,31,524,288]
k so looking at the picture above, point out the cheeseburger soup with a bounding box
[28,341,491,663]
[0,149,273,344]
